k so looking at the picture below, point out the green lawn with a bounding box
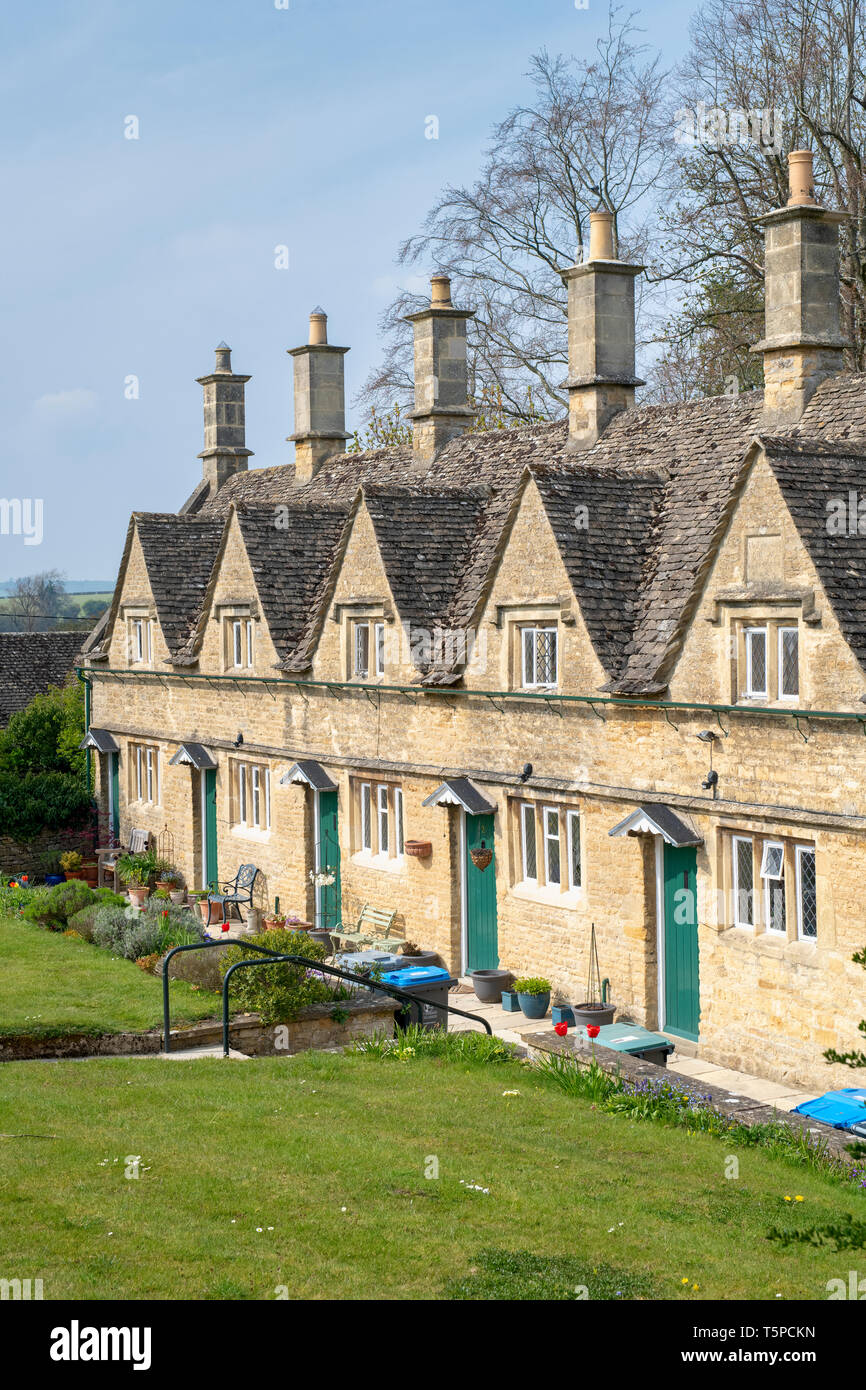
[0,1049,862,1300]
[0,917,221,1036]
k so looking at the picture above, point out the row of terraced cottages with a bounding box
[83,153,866,1091]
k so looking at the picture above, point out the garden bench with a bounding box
[97,828,151,889]
[205,863,259,928]
[332,904,403,953]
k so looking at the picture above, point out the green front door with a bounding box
[203,768,218,889]
[316,790,341,932]
[109,753,120,841]
[663,844,700,1041]
[465,812,498,971]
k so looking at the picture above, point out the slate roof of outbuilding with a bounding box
[94,370,866,692]
[0,632,83,726]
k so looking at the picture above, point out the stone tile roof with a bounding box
[0,632,83,726]
[102,370,866,692]
[763,435,866,675]
[134,514,226,658]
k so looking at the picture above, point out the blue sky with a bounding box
[0,0,692,581]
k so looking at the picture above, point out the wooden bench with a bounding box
[97,828,151,889]
[332,904,403,953]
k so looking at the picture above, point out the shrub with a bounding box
[219,931,339,1023]
[92,900,205,959]
[22,879,95,929]
[352,1026,517,1064]
[0,770,91,839]
[67,892,126,941]
[59,851,82,872]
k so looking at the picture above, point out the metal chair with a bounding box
[205,863,259,928]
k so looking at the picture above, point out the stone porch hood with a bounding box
[168,742,219,770]
[608,804,703,847]
[79,728,119,753]
[422,777,496,815]
[279,759,338,792]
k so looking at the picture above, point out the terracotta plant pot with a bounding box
[64,870,86,881]
[572,1002,615,1027]
[169,890,185,906]
[263,917,286,931]
[404,840,432,859]
[127,885,150,908]
[82,861,99,885]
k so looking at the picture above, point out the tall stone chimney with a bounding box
[560,211,644,451]
[288,309,350,484]
[196,343,253,493]
[755,150,848,430]
[405,275,475,464]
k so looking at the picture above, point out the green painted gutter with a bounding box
[77,666,866,740]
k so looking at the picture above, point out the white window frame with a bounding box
[246,619,254,669]
[360,783,372,851]
[521,624,558,690]
[135,744,143,800]
[543,805,561,886]
[132,743,158,804]
[374,622,385,678]
[146,747,155,803]
[377,784,389,856]
[566,809,582,891]
[238,763,247,825]
[394,787,404,857]
[761,840,787,935]
[232,620,243,668]
[354,622,370,678]
[520,802,537,883]
[252,766,261,829]
[795,845,817,941]
[732,834,754,928]
[778,626,799,700]
[744,626,768,698]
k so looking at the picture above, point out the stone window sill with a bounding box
[352,850,405,874]
[511,880,582,909]
[230,824,271,842]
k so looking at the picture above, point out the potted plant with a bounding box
[572,923,615,1027]
[59,851,85,881]
[81,856,99,886]
[116,852,151,908]
[513,976,551,1020]
[404,840,432,859]
[399,941,440,967]
[263,911,287,931]
[470,968,513,1003]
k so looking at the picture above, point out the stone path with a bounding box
[446,983,819,1112]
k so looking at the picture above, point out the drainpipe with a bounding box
[78,667,91,796]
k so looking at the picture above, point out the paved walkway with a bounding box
[446,984,818,1112]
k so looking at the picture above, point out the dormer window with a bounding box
[224,616,254,670]
[738,621,799,702]
[521,625,558,689]
[352,620,385,680]
[129,617,152,665]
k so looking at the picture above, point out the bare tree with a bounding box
[361,7,671,422]
[4,571,69,632]
[654,0,866,390]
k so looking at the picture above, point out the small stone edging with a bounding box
[522,1029,859,1165]
[0,996,400,1061]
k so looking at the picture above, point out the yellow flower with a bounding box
[794,1195,804,1202]
[784,1195,792,1202]
[692,1283,700,1291]
[681,1277,689,1285]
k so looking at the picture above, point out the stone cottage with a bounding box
[83,151,866,1090]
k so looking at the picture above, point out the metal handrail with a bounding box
[221,954,492,1056]
[161,938,492,1055]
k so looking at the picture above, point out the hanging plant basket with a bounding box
[404,840,432,859]
[470,846,493,871]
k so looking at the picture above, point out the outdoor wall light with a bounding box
[696,729,717,742]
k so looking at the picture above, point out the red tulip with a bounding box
[554,1021,569,1037]
[586,1025,601,1039]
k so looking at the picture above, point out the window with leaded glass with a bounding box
[796,846,817,939]
[360,783,372,850]
[744,627,768,697]
[567,810,581,890]
[544,807,561,885]
[520,802,537,881]
[732,835,754,927]
[521,625,558,688]
[779,627,799,698]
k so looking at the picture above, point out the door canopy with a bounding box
[608,803,702,847]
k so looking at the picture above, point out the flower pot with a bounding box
[470,968,513,1002]
[127,885,150,908]
[169,890,185,906]
[263,917,286,931]
[501,989,521,1012]
[64,870,86,881]
[404,840,432,859]
[400,950,440,968]
[309,928,334,952]
[44,874,64,886]
[572,1002,615,1027]
[552,1004,576,1026]
[518,990,550,1020]
[82,861,99,886]
[155,880,173,893]
[469,846,493,871]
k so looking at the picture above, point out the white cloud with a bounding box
[31,388,98,418]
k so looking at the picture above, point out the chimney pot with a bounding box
[787,149,817,207]
[430,274,453,307]
[588,210,615,262]
[309,309,328,345]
